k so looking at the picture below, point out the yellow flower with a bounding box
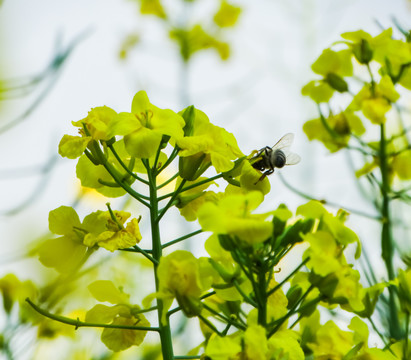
[177,108,243,180]
[197,191,273,246]
[154,251,215,323]
[83,211,142,252]
[72,106,118,141]
[109,90,185,158]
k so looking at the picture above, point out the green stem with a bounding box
[162,229,203,249]
[256,266,267,327]
[107,144,149,185]
[26,298,158,332]
[367,316,396,356]
[119,245,158,264]
[157,146,180,175]
[157,171,180,190]
[404,312,410,359]
[157,173,224,201]
[379,123,401,340]
[88,144,151,208]
[268,285,316,338]
[267,258,309,297]
[157,179,187,223]
[367,63,376,95]
[233,279,257,307]
[200,303,246,331]
[147,167,175,360]
[278,173,380,220]
[197,313,222,336]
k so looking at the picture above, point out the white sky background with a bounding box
[0,0,411,357]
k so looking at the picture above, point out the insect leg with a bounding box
[254,169,274,184]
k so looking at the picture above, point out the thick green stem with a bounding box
[256,268,267,327]
[379,123,401,339]
[147,167,175,360]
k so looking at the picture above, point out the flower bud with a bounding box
[353,39,373,64]
[325,73,348,93]
[218,234,236,251]
[286,285,302,310]
[180,105,195,137]
[179,153,211,181]
[176,294,203,317]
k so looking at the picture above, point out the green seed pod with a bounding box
[353,39,373,64]
[325,73,349,93]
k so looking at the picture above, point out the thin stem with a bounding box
[268,285,316,338]
[119,245,158,265]
[157,179,187,223]
[404,312,410,360]
[0,31,90,134]
[107,144,149,185]
[256,264,267,327]
[104,162,151,208]
[201,303,246,331]
[367,316,395,355]
[152,143,163,173]
[267,258,309,297]
[157,173,224,201]
[278,173,380,220]
[367,63,376,95]
[233,279,257,307]
[90,142,151,208]
[162,229,203,249]
[157,146,180,175]
[157,172,180,190]
[133,306,159,315]
[200,291,216,300]
[26,298,158,332]
[197,314,222,336]
[379,123,401,339]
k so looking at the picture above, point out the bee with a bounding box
[251,133,301,182]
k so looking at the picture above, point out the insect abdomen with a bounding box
[273,150,286,168]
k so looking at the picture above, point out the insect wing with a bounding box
[285,152,301,165]
[271,133,294,151]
